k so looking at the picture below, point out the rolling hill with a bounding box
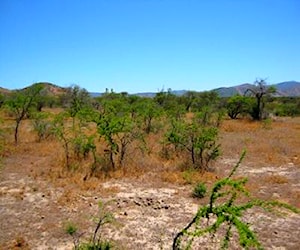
[0,82,67,96]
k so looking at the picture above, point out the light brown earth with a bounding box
[0,117,300,249]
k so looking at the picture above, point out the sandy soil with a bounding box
[1,145,300,250]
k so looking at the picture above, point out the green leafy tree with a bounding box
[153,89,178,111]
[52,112,73,168]
[154,89,175,108]
[191,91,220,112]
[93,98,142,169]
[96,114,134,168]
[125,95,139,117]
[154,88,184,118]
[65,85,92,128]
[5,84,43,144]
[269,97,300,117]
[52,108,97,170]
[134,98,163,134]
[165,114,220,171]
[226,95,251,119]
[194,106,224,127]
[31,83,50,112]
[72,133,96,160]
[244,79,276,120]
[59,85,91,110]
[179,91,198,112]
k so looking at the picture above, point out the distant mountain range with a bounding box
[213,81,300,97]
[131,81,300,97]
[1,81,300,97]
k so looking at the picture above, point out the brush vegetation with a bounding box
[1,81,300,249]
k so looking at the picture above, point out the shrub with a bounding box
[78,240,113,250]
[64,221,81,249]
[72,134,96,160]
[5,84,43,144]
[226,95,252,119]
[192,182,207,198]
[65,201,115,250]
[182,169,195,184]
[165,117,220,171]
[32,112,53,142]
[65,221,78,236]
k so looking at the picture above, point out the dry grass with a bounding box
[263,174,289,184]
[219,117,300,167]
[1,111,300,194]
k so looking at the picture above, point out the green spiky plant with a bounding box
[173,151,299,250]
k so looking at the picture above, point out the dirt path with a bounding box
[1,151,300,249]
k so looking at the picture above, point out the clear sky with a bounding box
[0,0,299,93]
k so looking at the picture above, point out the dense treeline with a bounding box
[2,80,299,119]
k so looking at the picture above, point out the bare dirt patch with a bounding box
[1,153,300,249]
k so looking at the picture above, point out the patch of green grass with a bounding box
[192,182,207,198]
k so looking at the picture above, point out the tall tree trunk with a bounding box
[191,146,195,165]
[110,151,115,170]
[257,96,262,120]
[14,119,21,144]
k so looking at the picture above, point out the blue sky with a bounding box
[0,0,299,93]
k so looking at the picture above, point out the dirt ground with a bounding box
[0,118,300,249]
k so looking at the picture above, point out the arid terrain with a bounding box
[0,116,300,249]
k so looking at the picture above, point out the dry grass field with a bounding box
[0,112,299,249]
